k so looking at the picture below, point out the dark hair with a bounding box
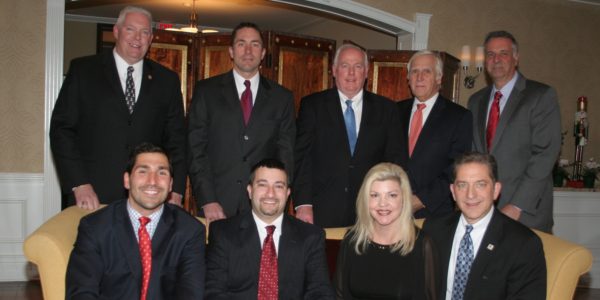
[248,158,287,184]
[231,22,264,46]
[452,152,498,182]
[125,143,172,175]
[484,30,519,53]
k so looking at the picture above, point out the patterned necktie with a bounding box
[125,66,136,114]
[138,216,152,300]
[486,91,502,151]
[344,100,357,155]
[452,225,474,300]
[258,225,278,300]
[408,103,426,157]
[241,80,253,125]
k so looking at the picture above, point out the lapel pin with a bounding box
[487,244,495,251]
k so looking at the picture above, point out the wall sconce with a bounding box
[460,45,484,89]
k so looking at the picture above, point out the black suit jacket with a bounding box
[397,96,472,218]
[187,71,295,217]
[293,89,402,227]
[422,209,546,300]
[66,199,206,300]
[205,212,334,299]
[50,52,187,204]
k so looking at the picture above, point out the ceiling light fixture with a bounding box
[164,0,219,34]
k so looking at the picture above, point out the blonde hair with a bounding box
[350,163,416,256]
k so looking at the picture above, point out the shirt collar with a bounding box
[113,48,143,73]
[413,92,439,109]
[459,205,494,232]
[493,72,518,99]
[252,211,284,228]
[233,69,260,89]
[338,89,364,107]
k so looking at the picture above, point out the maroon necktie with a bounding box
[241,80,253,125]
[138,217,152,300]
[258,225,278,300]
[486,91,502,151]
[408,103,426,157]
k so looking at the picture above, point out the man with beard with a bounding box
[206,159,334,299]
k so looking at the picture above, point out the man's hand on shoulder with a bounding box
[295,206,314,224]
[73,184,100,211]
[168,192,183,207]
[501,204,521,221]
[203,202,226,225]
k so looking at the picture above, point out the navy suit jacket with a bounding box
[188,71,295,217]
[422,209,546,300]
[205,212,334,300]
[468,73,561,231]
[397,96,472,218]
[293,88,402,227]
[50,52,187,204]
[66,200,206,300]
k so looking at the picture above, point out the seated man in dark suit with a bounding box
[422,152,546,300]
[66,143,206,300]
[206,158,334,300]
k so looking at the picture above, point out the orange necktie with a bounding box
[138,217,152,300]
[408,103,426,157]
[257,225,278,300]
[486,91,502,151]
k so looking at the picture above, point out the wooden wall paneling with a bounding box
[438,52,461,103]
[199,34,233,80]
[268,32,335,112]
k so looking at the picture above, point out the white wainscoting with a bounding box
[554,190,600,289]
[0,173,44,281]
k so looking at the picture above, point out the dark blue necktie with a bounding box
[452,224,474,300]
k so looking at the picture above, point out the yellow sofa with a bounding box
[24,206,592,300]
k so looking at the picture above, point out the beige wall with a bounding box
[0,1,46,173]
[291,19,397,50]
[64,21,97,71]
[358,0,600,165]
[3,0,600,173]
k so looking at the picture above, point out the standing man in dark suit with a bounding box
[50,6,186,210]
[398,50,472,218]
[188,22,295,223]
[468,30,561,232]
[294,44,401,227]
[66,143,206,299]
[423,152,546,300]
[206,159,334,299]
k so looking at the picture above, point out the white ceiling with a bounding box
[65,0,344,32]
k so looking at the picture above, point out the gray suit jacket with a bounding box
[468,73,561,231]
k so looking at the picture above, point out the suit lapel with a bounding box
[465,210,504,294]
[475,87,492,152]
[247,75,271,128]
[439,214,460,294]
[146,204,175,297]
[326,90,352,159]
[490,74,526,154]
[134,59,154,115]
[220,71,246,127]
[114,201,143,282]
[277,216,299,295]
[412,97,446,159]
[238,213,262,283]
[102,52,131,117]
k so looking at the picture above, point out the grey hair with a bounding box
[407,50,443,81]
[333,44,368,70]
[484,30,519,57]
[116,6,153,28]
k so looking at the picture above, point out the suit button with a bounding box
[236,180,242,185]
[128,120,132,126]
[349,164,355,169]
[243,135,249,140]
[344,187,348,192]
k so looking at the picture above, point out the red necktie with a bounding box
[408,103,426,157]
[258,225,278,300]
[138,217,152,300]
[241,80,253,125]
[486,91,502,151]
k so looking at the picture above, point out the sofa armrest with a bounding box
[23,206,99,300]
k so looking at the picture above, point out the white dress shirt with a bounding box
[338,89,364,136]
[408,93,439,135]
[233,70,260,105]
[252,212,284,256]
[486,72,519,123]
[127,202,164,241]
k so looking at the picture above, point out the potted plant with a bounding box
[582,158,599,188]
[553,158,570,187]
